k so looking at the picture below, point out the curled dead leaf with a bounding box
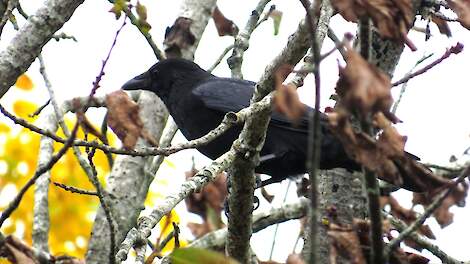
[261,186,275,203]
[448,0,470,29]
[185,168,227,237]
[212,6,239,37]
[336,49,396,122]
[381,195,435,251]
[412,180,468,227]
[273,65,306,124]
[76,111,106,142]
[328,109,451,191]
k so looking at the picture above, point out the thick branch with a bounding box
[192,199,308,250]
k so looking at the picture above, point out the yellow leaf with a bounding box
[0,123,10,133]
[14,74,34,91]
[13,100,37,120]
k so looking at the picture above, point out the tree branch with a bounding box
[0,0,85,98]
[227,0,271,79]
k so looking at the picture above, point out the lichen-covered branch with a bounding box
[192,198,308,250]
[227,0,271,79]
[0,0,85,98]
[115,151,236,262]
[225,10,313,262]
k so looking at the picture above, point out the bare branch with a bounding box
[53,182,98,196]
[391,43,464,87]
[227,0,271,78]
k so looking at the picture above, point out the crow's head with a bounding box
[122,58,210,102]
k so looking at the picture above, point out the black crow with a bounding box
[122,58,360,185]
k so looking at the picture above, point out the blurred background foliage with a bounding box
[0,74,183,259]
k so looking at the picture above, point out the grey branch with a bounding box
[115,150,236,262]
[227,0,271,79]
[191,198,308,250]
[0,0,85,98]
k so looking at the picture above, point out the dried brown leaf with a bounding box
[412,181,469,227]
[261,186,275,203]
[327,223,367,264]
[331,0,414,41]
[328,111,404,186]
[286,253,305,264]
[105,90,145,149]
[212,6,239,37]
[336,49,396,121]
[448,0,470,29]
[185,168,227,238]
[76,111,105,142]
[431,15,452,37]
[390,247,430,264]
[381,196,435,248]
[273,65,306,124]
[187,222,212,238]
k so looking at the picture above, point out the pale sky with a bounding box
[1,0,469,262]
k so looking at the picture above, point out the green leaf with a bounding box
[171,248,239,264]
[109,0,126,19]
[269,10,283,36]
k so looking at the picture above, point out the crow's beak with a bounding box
[122,71,151,91]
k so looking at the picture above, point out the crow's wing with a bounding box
[192,78,253,113]
[192,77,326,133]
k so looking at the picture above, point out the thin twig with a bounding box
[268,181,291,260]
[53,182,98,196]
[29,99,51,117]
[207,44,234,73]
[0,0,18,37]
[391,43,463,87]
[359,17,384,264]
[385,165,470,257]
[299,0,321,263]
[391,53,433,114]
[100,112,114,168]
[254,5,275,28]
[145,230,176,264]
[108,0,165,60]
[0,122,80,228]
